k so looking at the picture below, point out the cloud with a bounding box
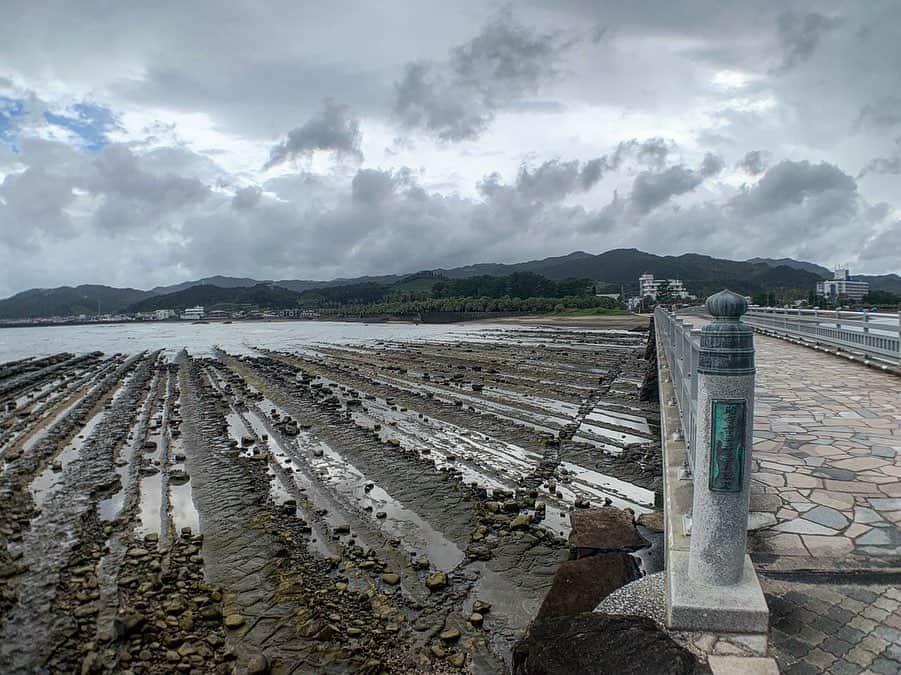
[44,101,120,151]
[859,221,901,269]
[610,138,674,170]
[855,96,901,130]
[512,157,608,201]
[232,185,261,209]
[629,153,722,215]
[0,166,78,246]
[737,150,767,175]
[88,144,210,232]
[351,167,415,205]
[0,96,28,146]
[776,11,841,71]
[393,12,572,141]
[731,159,856,216]
[2,1,901,295]
[263,99,363,170]
[858,137,901,178]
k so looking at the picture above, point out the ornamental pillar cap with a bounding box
[706,289,748,320]
[699,289,755,375]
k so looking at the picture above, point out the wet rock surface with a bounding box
[0,323,661,672]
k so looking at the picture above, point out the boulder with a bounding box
[568,507,649,556]
[513,613,705,675]
[536,554,639,621]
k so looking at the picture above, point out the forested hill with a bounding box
[127,284,302,312]
[0,285,150,319]
[4,248,897,319]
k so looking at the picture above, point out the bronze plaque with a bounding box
[709,400,746,493]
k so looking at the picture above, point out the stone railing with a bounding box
[744,307,900,368]
[654,307,701,472]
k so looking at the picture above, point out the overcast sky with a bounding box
[1,1,899,296]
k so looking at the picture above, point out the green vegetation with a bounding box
[862,290,901,308]
[121,273,620,318]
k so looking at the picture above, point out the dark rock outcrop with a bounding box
[535,554,639,621]
[513,613,708,675]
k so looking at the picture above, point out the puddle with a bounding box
[303,437,465,571]
[557,461,655,511]
[169,480,201,533]
[585,408,652,435]
[225,412,252,446]
[135,473,163,537]
[28,408,108,507]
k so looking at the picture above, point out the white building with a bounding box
[816,268,869,301]
[181,306,205,320]
[638,273,689,300]
[152,309,175,320]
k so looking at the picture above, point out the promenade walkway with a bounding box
[670,316,900,673]
[747,334,900,564]
[737,333,901,674]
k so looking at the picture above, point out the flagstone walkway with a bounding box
[746,334,901,565]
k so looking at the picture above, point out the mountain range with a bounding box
[2,248,898,319]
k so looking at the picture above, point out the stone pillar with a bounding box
[688,290,755,586]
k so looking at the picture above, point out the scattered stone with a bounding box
[510,514,531,529]
[425,571,448,591]
[439,628,461,643]
[246,654,269,675]
[113,608,145,638]
[223,614,245,629]
[448,653,466,668]
[381,572,400,586]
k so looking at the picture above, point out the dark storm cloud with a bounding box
[513,158,608,201]
[732,159,856,215]
[629,153,722,215]
[393,12,572,141]
[776,11,842,71]
[737,150,767,175]
[263,100,363,170]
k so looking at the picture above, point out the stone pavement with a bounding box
[762,573,901,675]
[742,334,901,564]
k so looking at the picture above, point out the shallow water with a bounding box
[0,320,512,361]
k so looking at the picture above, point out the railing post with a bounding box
[688,290,756,586]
